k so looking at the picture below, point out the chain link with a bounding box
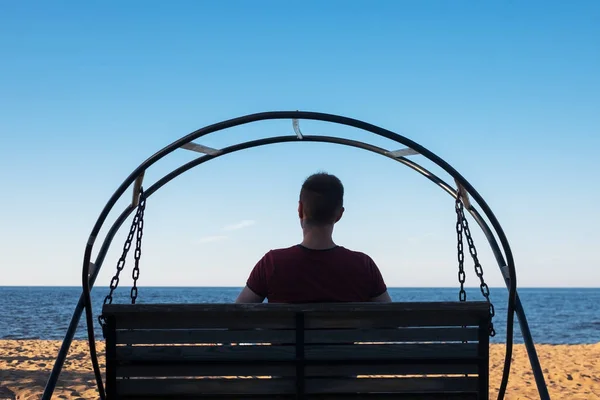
[101,188,146,304]
[455,196,467,302]
[130,190,146,304]
[103,209,141,306]
[456,190,496,337]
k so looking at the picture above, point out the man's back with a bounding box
[246,245,387,303]
[235,172,391,304]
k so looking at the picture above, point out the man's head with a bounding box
[298,172,345,227]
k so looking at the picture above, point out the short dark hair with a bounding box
[299,172,344,225]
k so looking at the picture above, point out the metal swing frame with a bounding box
[41,111,551,400]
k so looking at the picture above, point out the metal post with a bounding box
[513,293,551,400]
[469,209,550,400]
[41,263,101,400]
[42,207,132,399]
[45,184,149,398]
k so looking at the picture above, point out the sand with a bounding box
[0,340,598,399]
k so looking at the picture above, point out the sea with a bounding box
[0,287,598,345]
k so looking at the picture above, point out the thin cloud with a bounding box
[222,219,256,232]
[197,235,228,244]
[407,232,436,244]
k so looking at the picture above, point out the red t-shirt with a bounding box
[246,245,387,303]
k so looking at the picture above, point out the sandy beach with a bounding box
[0,340,598,399]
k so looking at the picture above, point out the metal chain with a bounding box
[102,189,146,306]
[455,195,467,302]
[130,189,146,304]
[102,210,141,306]
[456,191,496,337]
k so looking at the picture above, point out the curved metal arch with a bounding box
[78,111,523,399]
[143,135,515,280]
[71,136,551,399]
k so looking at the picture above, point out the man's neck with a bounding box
[300,225,337,250]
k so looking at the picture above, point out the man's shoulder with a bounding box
[265,245,375,264]
[268,245,303,255]
[336,246,375,262]
[260,245,303,261]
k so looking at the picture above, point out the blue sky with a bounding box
[0,1,598,288]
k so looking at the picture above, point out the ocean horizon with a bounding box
[1,286,599,345]
[3,285,600,289]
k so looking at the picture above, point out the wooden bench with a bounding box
[101,302,490,399]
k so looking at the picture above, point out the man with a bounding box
[235,172,392,303]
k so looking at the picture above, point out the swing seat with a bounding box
[101,301,490,399]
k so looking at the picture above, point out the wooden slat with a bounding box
[115,343,478,363]
[103,302,490,315]
[116,328,296,345]
[304,343,479,360]
[305,377,479,394]
[306,363,479,376]
[305,327,479,343]
[102,302,489,329]
[116,362,478,378]
[120,395,478,400]
[116,378,295,396]
[115,327,479,345]
[115,377,478,396]
[109,310,487,330]
[110,313,296,329]
[301,395,479,400]
[116,344,295,362]
[304,311,486,328]
[307,395,479,400]
[117,363,295,378]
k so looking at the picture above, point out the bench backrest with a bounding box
[102,302,490,399]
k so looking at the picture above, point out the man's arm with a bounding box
[368,255,392,302]
[235,285,265,303]
[235,252,271,303]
